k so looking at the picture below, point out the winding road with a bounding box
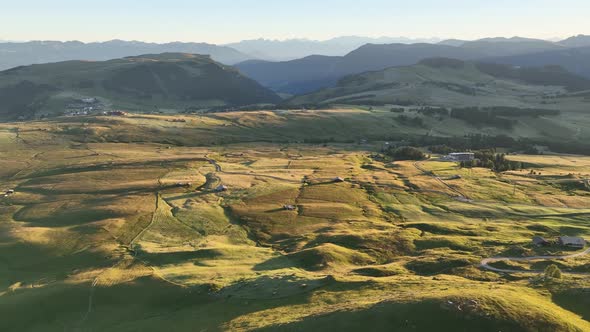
[412,159,590,276]
[480,247,590,275]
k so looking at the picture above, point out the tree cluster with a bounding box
[460,150,523,172]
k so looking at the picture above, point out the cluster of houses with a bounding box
[65,97,106,116]
[533,236,586,249]
[62,97,132,118]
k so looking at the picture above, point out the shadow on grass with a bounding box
[552,289,590,322]
[252,298,526,332]
[138,249,224,266]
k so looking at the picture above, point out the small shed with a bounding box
[558,236,586,248]
[283,205,296,211]
[333,177,345,183]
[215,185,228,192]
[532,236,549,246]
[5,189,14,195]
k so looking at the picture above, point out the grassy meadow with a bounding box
[1,111,590,331]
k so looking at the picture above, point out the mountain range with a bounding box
[236,36,590,94]
[288,57,590,107]
[2,35,590,107]
[225,36,442,61]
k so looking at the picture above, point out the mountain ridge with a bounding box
[287,57,590,107]
[0,40,253,70]
[0,52,280,120]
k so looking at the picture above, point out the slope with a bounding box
[489,46,590,79]
[288,58,590,108]
[0,53,281,120]
[236,44,485,94]
[236,38,569,95]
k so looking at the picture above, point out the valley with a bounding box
[2,113,590,331]
[3,12,590,330]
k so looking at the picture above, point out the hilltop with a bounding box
[559,35,590,48]
[288,58,590,107]
[0,40,252,70]
[0,53,281,120]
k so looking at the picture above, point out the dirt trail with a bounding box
[77,172,165,329]
[206,156,222,172]
[206,156,302,184]
[413,161,469,200]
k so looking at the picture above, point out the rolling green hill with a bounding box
[288,58,590,108]
[2,115,590,331]
[0,53,281,120]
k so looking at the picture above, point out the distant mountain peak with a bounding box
[560,34,590,48]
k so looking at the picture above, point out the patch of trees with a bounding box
[332,94,379,105]
[544,264,562,279]
[391,99,416,106]
[476,62,590,92]
[428,145,457,155]
[396,115,425,127]
[416,107,449,118]
[384,146,426,161]
[459,150,523,172]
[449,107,560,129]
[417,134,519,151]
[485,107,560,117]
[419,58,466,69]
[542,141,590,155]
[384,132,590,157]
[424,81,476,95]
[450,108,515,129]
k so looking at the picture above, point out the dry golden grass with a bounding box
[3,118,590,331]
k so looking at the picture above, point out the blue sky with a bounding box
[2,0,589,43]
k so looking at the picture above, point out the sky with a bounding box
[2,0,589,44]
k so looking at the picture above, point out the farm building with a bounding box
[447,152,475,162]
[5,189,14,195]
[558,236,586,248]
[283,205,296,211]
[532,236,550,246]
[333,177,345,183]
[215,185,228,192]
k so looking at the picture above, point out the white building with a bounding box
[446,152,475,162]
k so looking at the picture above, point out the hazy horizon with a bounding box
[0,35,580,45]
[3,0,589,44]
